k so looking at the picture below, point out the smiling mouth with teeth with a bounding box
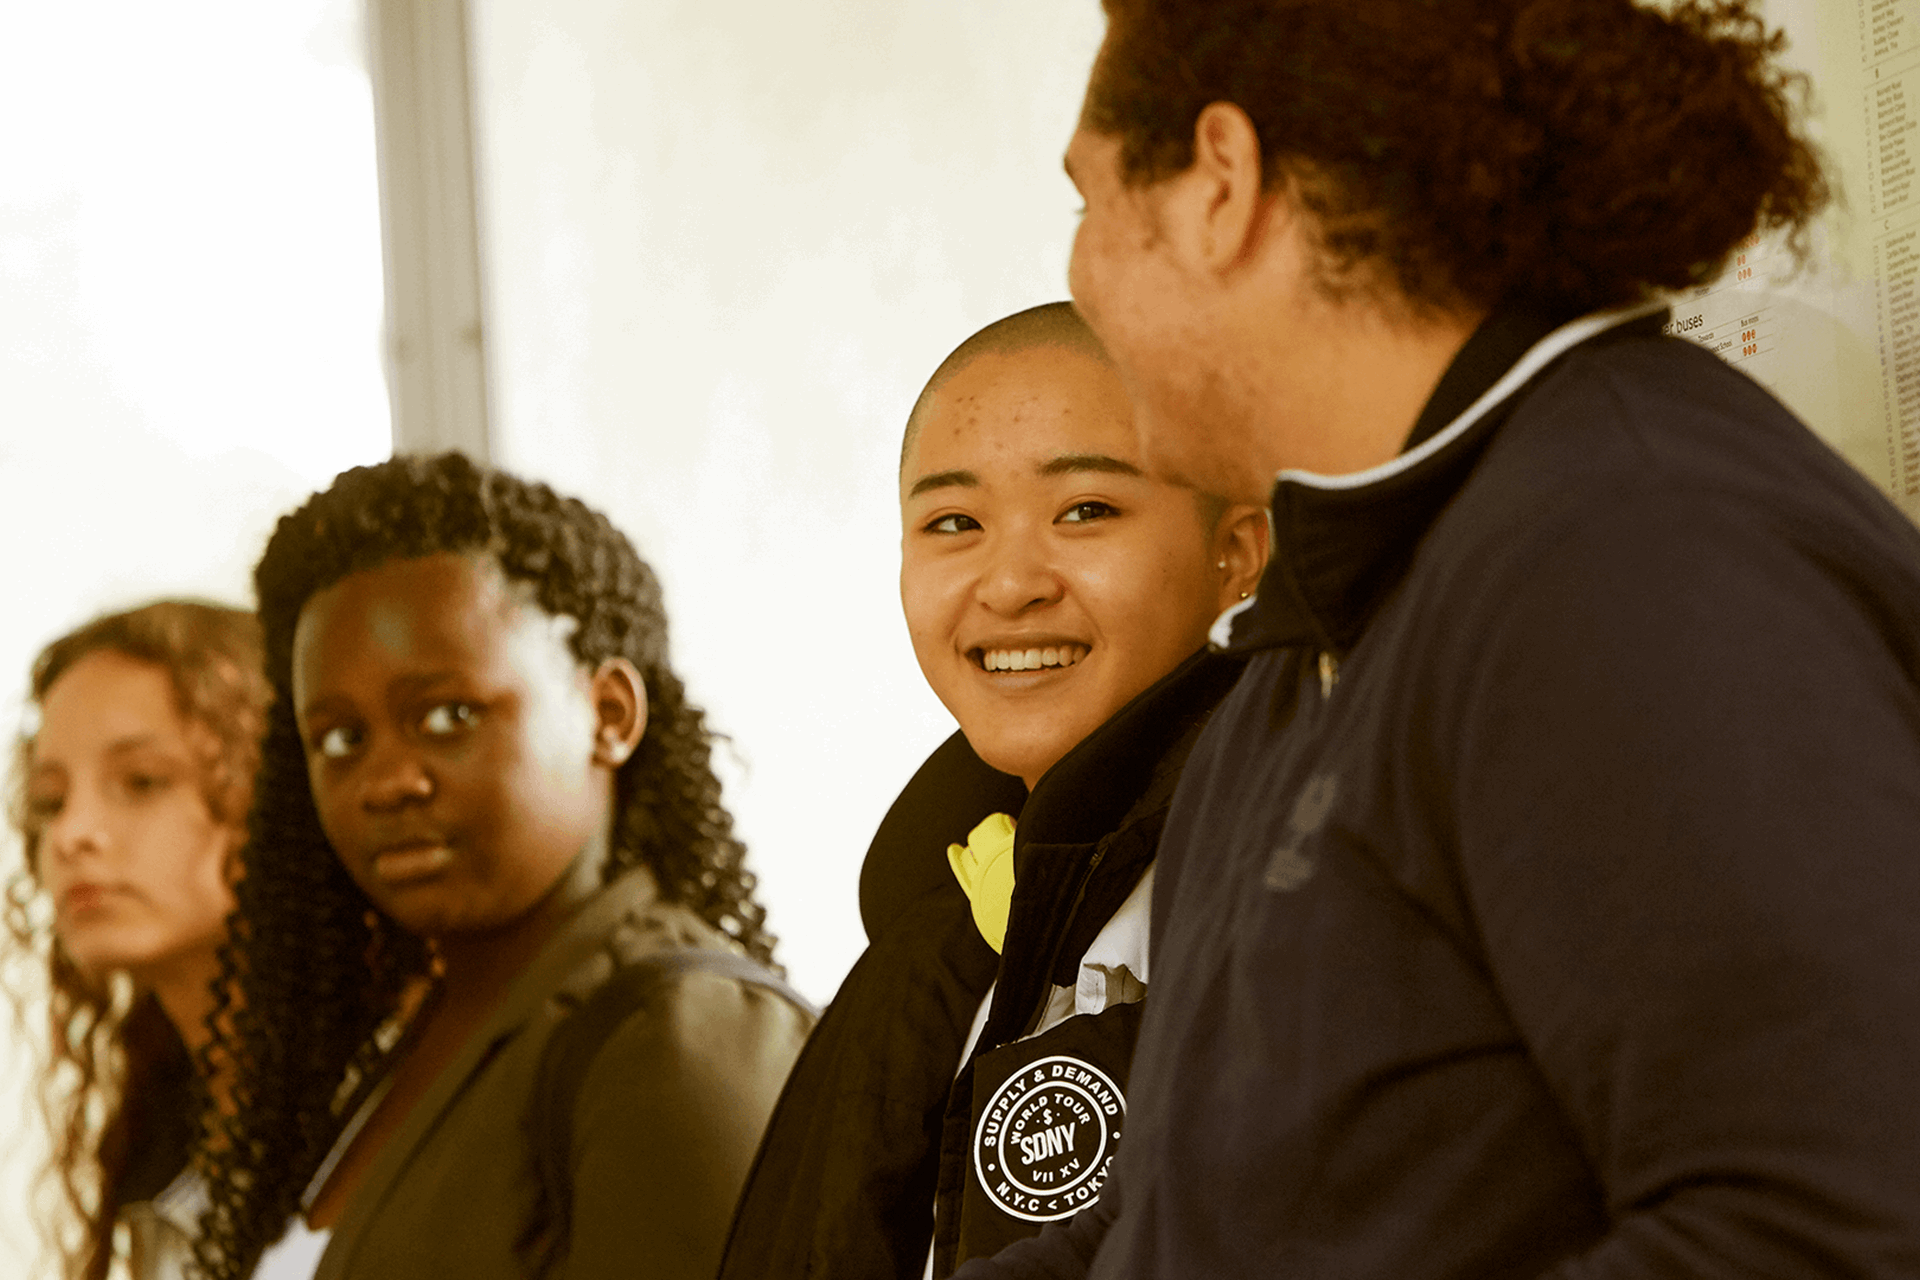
[976,644,1090,673]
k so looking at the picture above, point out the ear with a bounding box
[588,658,648,767]
[1212,502,1271,610]
[1178,101,1273,275]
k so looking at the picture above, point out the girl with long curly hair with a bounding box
[6,600,268,1280]
[192,453,812,1280]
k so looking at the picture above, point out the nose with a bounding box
[359,738,435,813]
[42,792,107,865]
[975,532,1065,617]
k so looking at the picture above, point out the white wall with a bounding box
[467,0,1107,1002]
[0,2,388,1271]
[0,6,1106,1263]
[14,4,1890,1272]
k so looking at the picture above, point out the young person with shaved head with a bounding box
[717,302,1266,1279]
[955,3,1920,1279]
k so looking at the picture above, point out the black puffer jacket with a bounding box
[719,649,1244,1280]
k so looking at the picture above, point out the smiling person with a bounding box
[718,302,1266,1279]
[957,2,1920,1279]
[6,601,268,1280]
[189,454,812,1280]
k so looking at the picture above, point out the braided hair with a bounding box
[4,600,266,1280]
[194,452,773,1279]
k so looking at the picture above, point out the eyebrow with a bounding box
[102,734,165,758]
[34,735,175,774]
[297,692,347,725]
[299,670,474,722]
[1039,453,1143,479]
[906,454,1143,500]
[907,468,978,499]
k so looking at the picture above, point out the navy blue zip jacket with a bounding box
[956,305,1920,1279]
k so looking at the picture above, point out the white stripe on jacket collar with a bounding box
[1279,298,1669,493]
[1208,594,1259,650]
[1201,299,1666,653]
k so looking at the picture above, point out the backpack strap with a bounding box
[521,948,813,1275]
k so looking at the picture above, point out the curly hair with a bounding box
[194,451,775,1280]
[1086,0,1828,312]
[3,600,266,1280]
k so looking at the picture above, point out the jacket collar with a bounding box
[857,648,1246,944]
[857,731,1027,942]
[1215,300,1669,655]
[855,649,1244,1047]
[1021,646,1246,847]
[984,647,1245,1046]
[307,869,669,1266]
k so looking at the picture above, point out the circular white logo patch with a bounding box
[971,1055,1126,1222]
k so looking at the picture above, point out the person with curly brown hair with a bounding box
[189,453,812,1280]
[955,2,1920,1278]
[7,601,268,1280]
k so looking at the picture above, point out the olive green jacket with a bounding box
[312,871,812,1280]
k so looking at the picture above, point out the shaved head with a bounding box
[902,302,1110,476]
[900,302,1230,529]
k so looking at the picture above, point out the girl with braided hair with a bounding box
[7,600,268,1280]
[193,453,811,1280]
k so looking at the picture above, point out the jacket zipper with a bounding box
[1020,842,1107,1037]
[1318,650,1340,698]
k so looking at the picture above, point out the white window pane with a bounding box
[0,4,387,1271]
